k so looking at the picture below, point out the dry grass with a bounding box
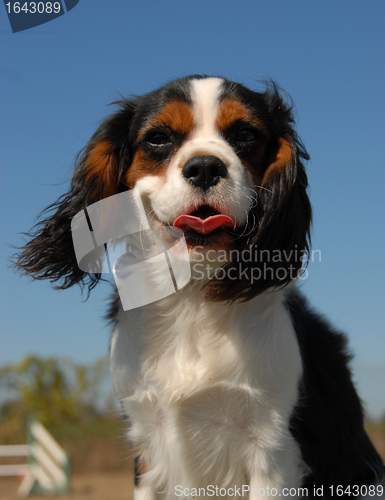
[60,430,132,474]
[366,420,385,463]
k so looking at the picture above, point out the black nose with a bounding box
[182,155,228,191]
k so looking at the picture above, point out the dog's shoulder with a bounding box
[286,289,385,489]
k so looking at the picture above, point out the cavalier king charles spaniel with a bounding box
[15,76,384,499]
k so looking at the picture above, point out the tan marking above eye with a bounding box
[215,98,264,131]
[215,98,269,190]
[127,100,195,187]
[137,100,195,142]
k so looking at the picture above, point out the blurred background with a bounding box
[1,1,384,498]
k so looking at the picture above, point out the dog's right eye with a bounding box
[146,132,171,146]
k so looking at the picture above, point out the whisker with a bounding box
[255,185,272,194]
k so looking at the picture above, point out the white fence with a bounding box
[0,419,70,497]
[0,444,30,477]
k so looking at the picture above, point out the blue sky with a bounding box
[1,1,384,418]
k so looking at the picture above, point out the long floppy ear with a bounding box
[255,134,312,279]
[13,99,136,293]
[206,104,312,302]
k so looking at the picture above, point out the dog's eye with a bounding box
[236,129,256,142]
[146,132,171,146]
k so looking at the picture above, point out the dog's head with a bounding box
[15,76,311,302]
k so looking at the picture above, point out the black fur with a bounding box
[287,290,384,496]
[133,456,140,488]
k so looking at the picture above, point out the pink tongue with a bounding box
[173,215,235,235]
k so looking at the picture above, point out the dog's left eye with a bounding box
[236,129,256,142]
[146,132,171,146]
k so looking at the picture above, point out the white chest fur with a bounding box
[110,288,304,498]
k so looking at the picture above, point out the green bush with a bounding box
[0,355,113,443]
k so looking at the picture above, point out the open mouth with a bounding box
[173,205,235,247]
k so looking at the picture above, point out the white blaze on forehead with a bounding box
[190,78,223,138]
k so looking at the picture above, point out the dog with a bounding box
[15,76,384,499]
